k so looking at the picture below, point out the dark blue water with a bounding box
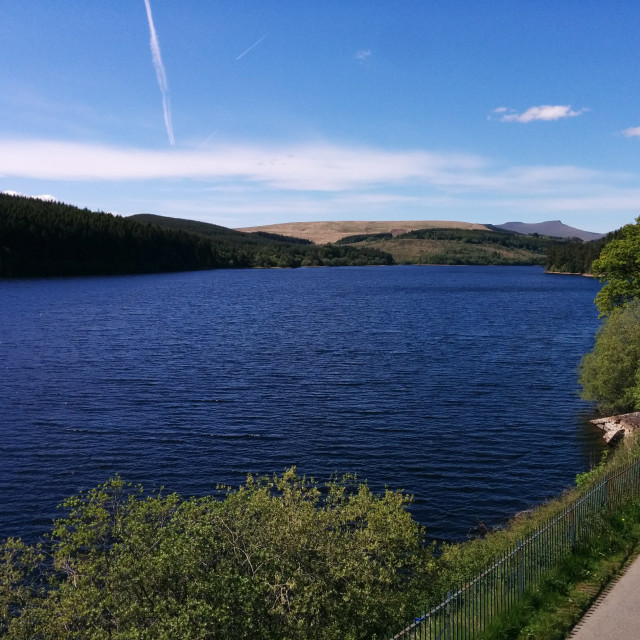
[1,266,604,542]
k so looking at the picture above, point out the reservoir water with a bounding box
[0,265,605,542]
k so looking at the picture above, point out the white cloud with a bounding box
[496,105,589,123]
[355,49,371,62]
[0,139,485,191]
[622,126,640,138]
[0,138,628,198]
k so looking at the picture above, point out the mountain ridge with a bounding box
[493,220,605,242]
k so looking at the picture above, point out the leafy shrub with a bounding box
[0,469,431,639]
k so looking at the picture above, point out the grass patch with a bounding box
[480,500,640,640]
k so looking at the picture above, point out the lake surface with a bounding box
[1,266,605,542]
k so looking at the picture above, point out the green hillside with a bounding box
[130,213,311,245]
[2,193,608,276]
[0,195,394,277]
[338,226,569,266]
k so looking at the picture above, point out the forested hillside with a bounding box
[0,195,393,277]
[2,193,614,275]
[544,230,620,274]
[130,213,312,245]
[340,226,568,266]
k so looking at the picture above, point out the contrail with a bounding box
[236,34,268,61]
[198,131,218,149]
[143,0,174,145]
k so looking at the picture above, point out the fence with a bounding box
[389,456,640,640]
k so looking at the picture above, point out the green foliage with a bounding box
[249,231,313,245]
[0,470,430,639]
[416,247,542,266]
[366,227,570,266]
[130,214,313,246]
[481,499,640,640]
[395,227,559,253]
[335,233,393,245]
[5,442,640,639]
[0,195,394,277]
[544,237,607,274]
[0,195,241,276]
[575,450,609,488]
[593,217,640,316]
[318,226,574,266]
[579,301,640,413]
[129,213,254,240]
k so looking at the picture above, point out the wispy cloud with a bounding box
[236,35,268,61]
[355,50,372,63]
[0,138,630,199]
[622,126,640,138]
[0,139,484,190]
[143,0,174,145]
[493,105,589,123]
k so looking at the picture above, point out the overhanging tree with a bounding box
[580,217,640,413]
[579,301,640,414]
[593,216,640,317]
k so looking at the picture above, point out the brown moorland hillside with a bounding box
[236,220,490,245]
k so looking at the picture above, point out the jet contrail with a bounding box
[236,34,268,61]
[198,131,218,149]
[143,0,175,145]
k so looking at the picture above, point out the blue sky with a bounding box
[1,1,639,233]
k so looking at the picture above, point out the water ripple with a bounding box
[0,266,604,542]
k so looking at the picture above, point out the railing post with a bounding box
[569,508,576,551]
[517,540,524,599]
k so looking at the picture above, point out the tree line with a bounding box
[396,226,559,253]
[544,236,613,274]
[0,195,393,277]
[4,193,613,274]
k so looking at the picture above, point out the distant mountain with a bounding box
[493,221,605,242]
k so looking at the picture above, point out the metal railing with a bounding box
[389,457,640,639]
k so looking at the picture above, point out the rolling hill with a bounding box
[235,220,490,245]
[235,219,600,266]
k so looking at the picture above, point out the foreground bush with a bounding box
[0,469,432,640]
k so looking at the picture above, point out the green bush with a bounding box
[579,301,640,413]
[0,469,431,640]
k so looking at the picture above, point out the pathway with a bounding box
[568,553,640,639]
